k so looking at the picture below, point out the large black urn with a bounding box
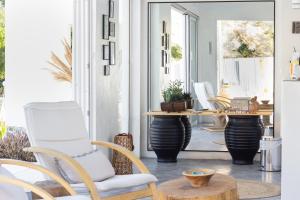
[181,116,191,150]
[150,116,184,162]
[225,116,264,165]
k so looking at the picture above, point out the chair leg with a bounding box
[148,182,159,200]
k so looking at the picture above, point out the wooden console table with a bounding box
[146,110,273,164]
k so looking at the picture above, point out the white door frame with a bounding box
[73,0,97,140]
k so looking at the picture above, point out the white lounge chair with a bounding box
[194,82,230,131]
[0,159,89,200]
[23,101,158,200]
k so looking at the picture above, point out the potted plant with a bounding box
[183,92,194,109]
[161,80,186,112]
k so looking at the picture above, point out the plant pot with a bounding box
[161,102,173,112]
[186,99,194,109]
[150,116,184,162]
[181,116,191,150]
[173,101,187,112]
[225,116,263,165]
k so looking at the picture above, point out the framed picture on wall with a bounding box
[165,67,170,74]
[104,65,110,76]
[165,51,169,64]
[103,45,109,60]
[161,35,165,47]
[109,22,115,37]
[102,15,109,40]
[161,50,165,67]
[109,41,116,65]
[165,34,169,50]
[162,21,166,33]
[109,0,114,18]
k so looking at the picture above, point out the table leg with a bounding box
[150,116,184,162]
[225,116,264,165]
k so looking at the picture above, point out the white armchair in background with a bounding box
[0,159,89,200]
[23,101,158,200]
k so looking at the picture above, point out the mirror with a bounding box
[148,1,275,152]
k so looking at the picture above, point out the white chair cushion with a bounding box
[72,174,158,192]
[24,101,94,176]
[0,167,28,200]
[55,195,90,200]
[57,150,115,184]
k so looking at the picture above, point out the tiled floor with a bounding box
[142,158,281,200]
[5,158,281,199]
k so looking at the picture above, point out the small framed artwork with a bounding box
[109,0,114,18]
[165,67,170,74]
[102,15,109,40]
[109,41,116,65]
[109,22,115,37]
[165,33,169,50]
[165,52,169,64]
[162,21,166,33]
[104,65,110,76]
[161,50,165,67]
[161,35,165,47]
[103,45,109,60]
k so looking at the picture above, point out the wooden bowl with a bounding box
[182,168,215,188]
[261,100,270,105]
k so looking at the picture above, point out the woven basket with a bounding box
[112,133,134,175]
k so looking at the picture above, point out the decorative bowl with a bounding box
[182,168,215,187]
[261,100,270,105]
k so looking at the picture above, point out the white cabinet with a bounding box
[281,81,300,200]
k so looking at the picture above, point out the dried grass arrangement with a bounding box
[0,127,36,162]
[47,39,72,83]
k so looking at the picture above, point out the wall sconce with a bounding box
[292,0,300,9]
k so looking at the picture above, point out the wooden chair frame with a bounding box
[24,140,159,200]
[0,159,79,200]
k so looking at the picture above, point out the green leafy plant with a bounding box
[0,121,6,139]
[0,6,5,96]
[171,44,183,61]
[162,80,184,103]
[222,21,274,58]
[183,92,192,100]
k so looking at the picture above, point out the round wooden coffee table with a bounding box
[158,173,238,200]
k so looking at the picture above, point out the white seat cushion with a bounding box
[55,195,90,200]
[72,174,157,192]
[0,167,28,200]
[57,150,115,183]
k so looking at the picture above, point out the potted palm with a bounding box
[161,80,186,112]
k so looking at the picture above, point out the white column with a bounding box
[281,81,300,200]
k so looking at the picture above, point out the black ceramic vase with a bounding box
[225,116,264,165]
[181,116,192,150]
[150,116,184,162]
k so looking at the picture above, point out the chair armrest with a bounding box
[215,96,231,102]
[0,159,76,196]
[208,98,231,109]
[23,147,100,200]
[0,175,55,200]
[91,141,151,174]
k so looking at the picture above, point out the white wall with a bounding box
[5,0,73,127]
[130,0,300,158]
[92,0,129,144]
[281,81,300,200]
[275,0,300,137]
